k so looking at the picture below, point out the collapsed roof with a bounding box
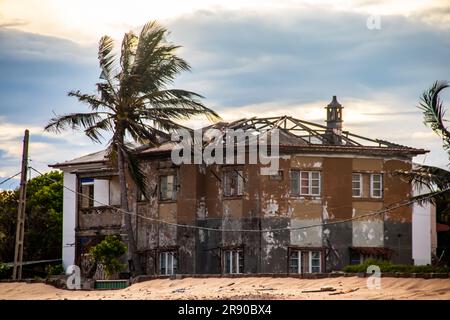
[138,114,427,157]
[51,97,428,168]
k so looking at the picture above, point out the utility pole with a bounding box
[13,129,29,280]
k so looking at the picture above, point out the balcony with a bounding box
[78,206,122,230]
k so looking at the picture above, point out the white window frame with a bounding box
[370,173,383,198]
[352,173,363,198]
[309,251,321,273]
[159,251,177,275]
[299,171,321,196]
[223,250,242,274]
[290,250,322,274]
[290,251,301,274]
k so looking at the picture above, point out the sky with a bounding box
[0,0,450,188]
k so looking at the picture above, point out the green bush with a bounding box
[0,262,11,279]
[343,259,450,273]
[45,264,65,276]
[90,235,127,279]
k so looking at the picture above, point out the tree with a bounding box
[90,235,127,279]
[396,81,450,204]
[0,171,63,263]
[44,21,220,276]
[0,190,17,262]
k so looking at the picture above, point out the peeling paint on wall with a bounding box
[290,218,322,246]
[352,220,384,247]
[322,201,329,220]
[263,198,279,216]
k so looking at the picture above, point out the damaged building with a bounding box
[51,96,429,276]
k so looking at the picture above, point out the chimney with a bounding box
[325,96,343,144]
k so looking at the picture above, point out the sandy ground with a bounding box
[0,277,449,300]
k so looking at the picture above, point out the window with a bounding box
[223,170,244,197]
[159,251,177,275]
[349,249,390,265]
[310,251,321,273]
[223,249,243,274]
[289,251,300,273]
[350,251,364,265]
[160,175,177,201]
[290,171,321,196]
[80,178,94,208]
[289,250,322,273]
[352,173,362,197]
[370,174,383,198]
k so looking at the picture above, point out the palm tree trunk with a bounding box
[117,141,143,276]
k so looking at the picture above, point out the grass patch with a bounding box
[343,259,450,273]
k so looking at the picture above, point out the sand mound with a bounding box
[0,277,449,300]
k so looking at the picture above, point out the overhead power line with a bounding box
[0,172,21,186]
[30,166,448,234]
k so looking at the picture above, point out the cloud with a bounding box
[165,9,450,112]
[1,1,449,43]
[0,29,110,187]
[0,29,99,123]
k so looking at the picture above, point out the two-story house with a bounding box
[51,96,428,276]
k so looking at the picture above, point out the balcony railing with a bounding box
[78,206,122,230]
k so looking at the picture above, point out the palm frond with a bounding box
[68,90,114,111]
[45,112,106,134]
[124,120,161,146]
[411,189,450,206]
[98,35,117,82]
[419,80,450,150]
[140,89,220,121]
[120,32,139,76]
[130,21,191,93]
[84,117,114,143]
[95,84,117,111]
[141,55,190,91]
[395,164,450,191]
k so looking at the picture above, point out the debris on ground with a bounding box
[256,288,275,291]
[329,288,359,295]
[171,288,186,293]
[302,286,336,293]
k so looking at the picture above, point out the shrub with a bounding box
[45,264,65,276]
[90,235,127,279]
[0,262,11,279]
[343,259,450,273]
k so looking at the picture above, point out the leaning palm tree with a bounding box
[396,81,450,204]
[45,21,219,275]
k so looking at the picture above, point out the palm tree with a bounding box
[45,21,219,275]
[396,81,450,204]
